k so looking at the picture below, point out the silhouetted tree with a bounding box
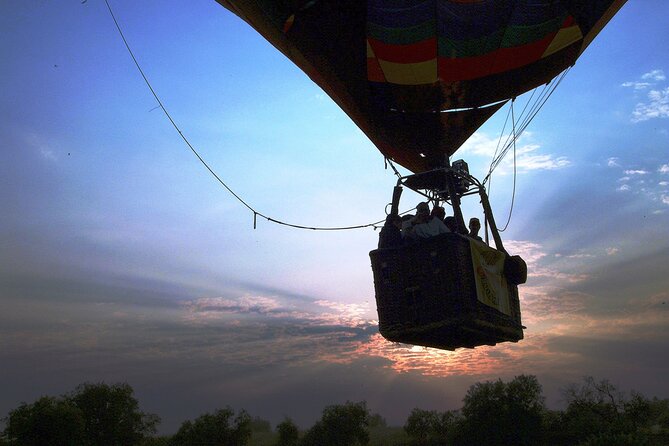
[576,432,652,446]
[457,374,545,446]
[405,408,438,444]
[170,407,251,446]
[250,416,272,433]
[276,418,299,446]
[556,376,626,444]
[647,397,669,430]
[67,382,159,446]
[140,437,171,446]
[405,408,461,445]
[299,401,369,446]
[556,377,669,445]
[2,396,85,446]
[368,413,387,428]
[624,392,652,432]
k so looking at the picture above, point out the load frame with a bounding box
[369,158,526,350]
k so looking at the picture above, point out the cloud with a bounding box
[504,240,590,283]
[3,242,669,434]
[347,333,533,377]
[459,132,570,173]
[622,70,666,90]
[522,289,591,324]
[606,247,619,256]
[565,253,595,259]
[504,240,547,266]
[40,148,57,161]
[607,158,669,208]
[313,299,370,327]
[621,81,652,90]
[607,157,620,167]
[183,295,287,320]
[662,195,669,205]
[18,132,60,162]
[623,70,669,122]
[530,267,589,283]
[514,151,571,171]
[641,69,666,82]
[182,295,375,329]
[631,87,669,122]
[631,291,669,309]
[458,132,502,157]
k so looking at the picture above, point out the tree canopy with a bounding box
[458,374,545,446]
[299,401,370,446]
[2,396,85,446]
[404,407,460,445]
[2,376,668,446]
[68,382,159,446]
[1,383,158,446]
[275,418,299,446]
[170,407,251,446]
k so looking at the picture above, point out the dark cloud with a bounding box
[547,334,669,371]
[570,246,669,307]
[1,270,187,309]
[0,270,385,433]
[543,332,669,404]
[2,256,668,434]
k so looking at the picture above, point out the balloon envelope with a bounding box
[216,0,626,173]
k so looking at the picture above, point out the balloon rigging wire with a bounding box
[484,68,571,183]
[105,0,571,233]
[483,68,570,232]
[104,0,392,232]
[499,100,517,232]
[386,158,403,179]
[485,99,514,196]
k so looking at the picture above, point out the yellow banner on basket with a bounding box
[469,240,511,315]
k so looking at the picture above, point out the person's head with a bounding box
[415,202,430,223]
[469,217,481,234]
[386,214,402,229]
[431,206,445,221]
[444,216,457,232]
[401,214,414,230]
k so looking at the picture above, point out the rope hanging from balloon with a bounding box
[484,68,571,184]
[498,100,517,233]
[104,0,571,233]
[103,0,398,232]
[483,67,571,231]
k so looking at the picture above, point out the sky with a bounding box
[2,0,668,435]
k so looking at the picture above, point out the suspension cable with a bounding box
[485,100,513,198]
[483,67,571,185]
[104,0,392,232]
[498,100,517,232]
[105,0,573,232]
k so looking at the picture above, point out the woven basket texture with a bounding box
[370,233,523,350]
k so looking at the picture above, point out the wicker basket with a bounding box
[370,233,523,350]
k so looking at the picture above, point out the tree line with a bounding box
[2,375,668,446]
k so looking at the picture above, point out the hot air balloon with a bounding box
[215,0,627,350]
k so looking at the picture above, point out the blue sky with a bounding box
[2,0,668,434]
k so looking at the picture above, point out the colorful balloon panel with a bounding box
[216,0,626,173]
